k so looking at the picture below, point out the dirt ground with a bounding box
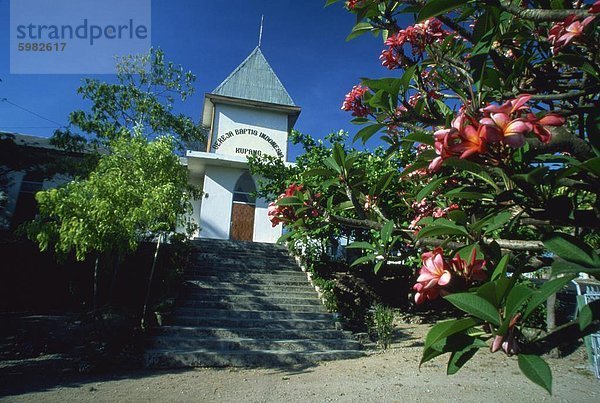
[1,321,599,403]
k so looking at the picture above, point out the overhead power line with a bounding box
[0,98,64,127]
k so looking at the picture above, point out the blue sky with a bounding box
[0,0,405,160]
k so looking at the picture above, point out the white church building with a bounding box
[185,47,300,243]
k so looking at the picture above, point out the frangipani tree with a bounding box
[261,0,600,393]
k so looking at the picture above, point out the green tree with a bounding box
[52,48,204,152]
[26,131,198,308]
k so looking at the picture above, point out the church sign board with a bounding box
[212,127,284,158]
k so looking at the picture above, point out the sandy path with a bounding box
[1,323,599,402]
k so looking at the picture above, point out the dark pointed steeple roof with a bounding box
[211,47,295,106]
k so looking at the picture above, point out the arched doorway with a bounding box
[230,172,256,241]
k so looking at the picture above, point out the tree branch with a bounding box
[494,1,591,21]
[521,300,600,355]
[525,126,594,162]
[326,214,546,251]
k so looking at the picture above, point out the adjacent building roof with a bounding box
[212,47,295,107]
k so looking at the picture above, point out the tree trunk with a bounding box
[546,292,557,331]
[141,233,163,330]
[107,254,121,306]
[93,256,100,311]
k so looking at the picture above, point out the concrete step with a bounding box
[189,240,289,253]
[183,277,310,287]
[150,337,362,351]
[145,348,364,368]
[179,295,323,307]
[185,266,303,275]
[184,271,307,280]
[181,279,316,297]
[193,252,292,259]
[172,308,333,321]
[181,283,320,303]
[153,326,351,340]
[177,300,327,313]
[146,239,364,368]
[168,317,337,330]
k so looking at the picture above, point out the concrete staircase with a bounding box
[144,239,364,367]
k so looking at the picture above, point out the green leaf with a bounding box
[482,211,512,235]
[552,54,599,79]
[435,99,453,118]
[402,131,435,146]
[585,109,600,150]
[400,64,417,92]
[447,347,479,375]
[324,0,341,6]
[332,143,346,167]
[491,255,509,281]
[374,260,384,274]
[380,220,394,244]
[368,89,392,110]
[346,22,372,41]
[276,231,293,244]
[400,160,430,177]
[346,241,377,251]
[361,77,402,99]
[543,232,600,267]
[416,177,446,202]
[303,168,335,177]
[444,293,500,325]
[518,354,553,395]
[423,317,480,352]
[512,166,549,185]
[421,346,445,365]
[446,209,467,225]
[579,304,593,331]
[581,157,600,177]
[445,191,492,200]
[551,259,600,276]
[275,196,303,206]
[505,285,534,319]
[323,156,341,173]
[335,200,354,210]
[353,123,385,144]
[417,0,472,22]
[373,171,395,195]
[416,218,470,240]
[350,254,376,267]
[523,274,576,320]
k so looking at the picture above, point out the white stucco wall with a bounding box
[253,196,282,243]
[210,103,288,160]
[188,175,203,238]
[195,165,281,243]
[198,166,238,239]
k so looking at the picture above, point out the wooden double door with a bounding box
[230,202,255,241]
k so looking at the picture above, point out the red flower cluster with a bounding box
[346,0,367,10]
[409,198,458,230]
[429,95,565,172]
[413,247,486,304]
[341,84,371,117]
[591,1,600,14]
[267,183,304,227]
[267,184,320,227]
[380,18,451,69]
[548,14,596,54]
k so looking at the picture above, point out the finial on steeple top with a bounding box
[258,15,264,47]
